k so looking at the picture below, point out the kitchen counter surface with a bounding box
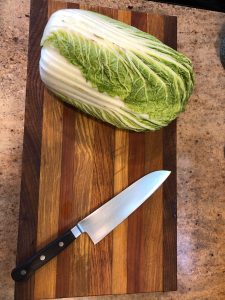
[0,0,225,299]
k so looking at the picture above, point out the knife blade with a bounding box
[11,170,170,281]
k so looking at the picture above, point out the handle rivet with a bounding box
[20,269,27,276]
[40,255,46,261]
[59,241,64,247]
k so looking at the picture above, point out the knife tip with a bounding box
[159,170,171,181]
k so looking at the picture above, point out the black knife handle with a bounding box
[11,230,76,282]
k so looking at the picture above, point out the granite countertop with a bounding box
[0,0,225,299]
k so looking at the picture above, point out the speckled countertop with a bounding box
[0,1,225,300]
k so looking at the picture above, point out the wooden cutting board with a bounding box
[15,1,177,299]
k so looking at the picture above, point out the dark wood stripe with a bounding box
[127,11,153,294]
[15,0,47,299]
[143,130,163,291]
[56,104,77,297]
[163,16,177,292]
[140,14,165,292]
[88,121,115,296]
[163,16,177,49]
[127,130,146,293]
[58,106,77,232]
[127,132,146,293]
[98,6,118,20]
[127,13,165,293]
[67,2,80,9]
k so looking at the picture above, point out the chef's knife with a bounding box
[11,170,170,282]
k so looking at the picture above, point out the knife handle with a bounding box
[11,230,76,282]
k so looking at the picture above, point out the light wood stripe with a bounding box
[34,2,66,299]
[147,13,165,41]
[34,90,64,299]
[111,8,131,296]
[112,129,129,293]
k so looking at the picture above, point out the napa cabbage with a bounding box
[40,9,194,131]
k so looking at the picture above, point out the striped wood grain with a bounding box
[15,2,177,299]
